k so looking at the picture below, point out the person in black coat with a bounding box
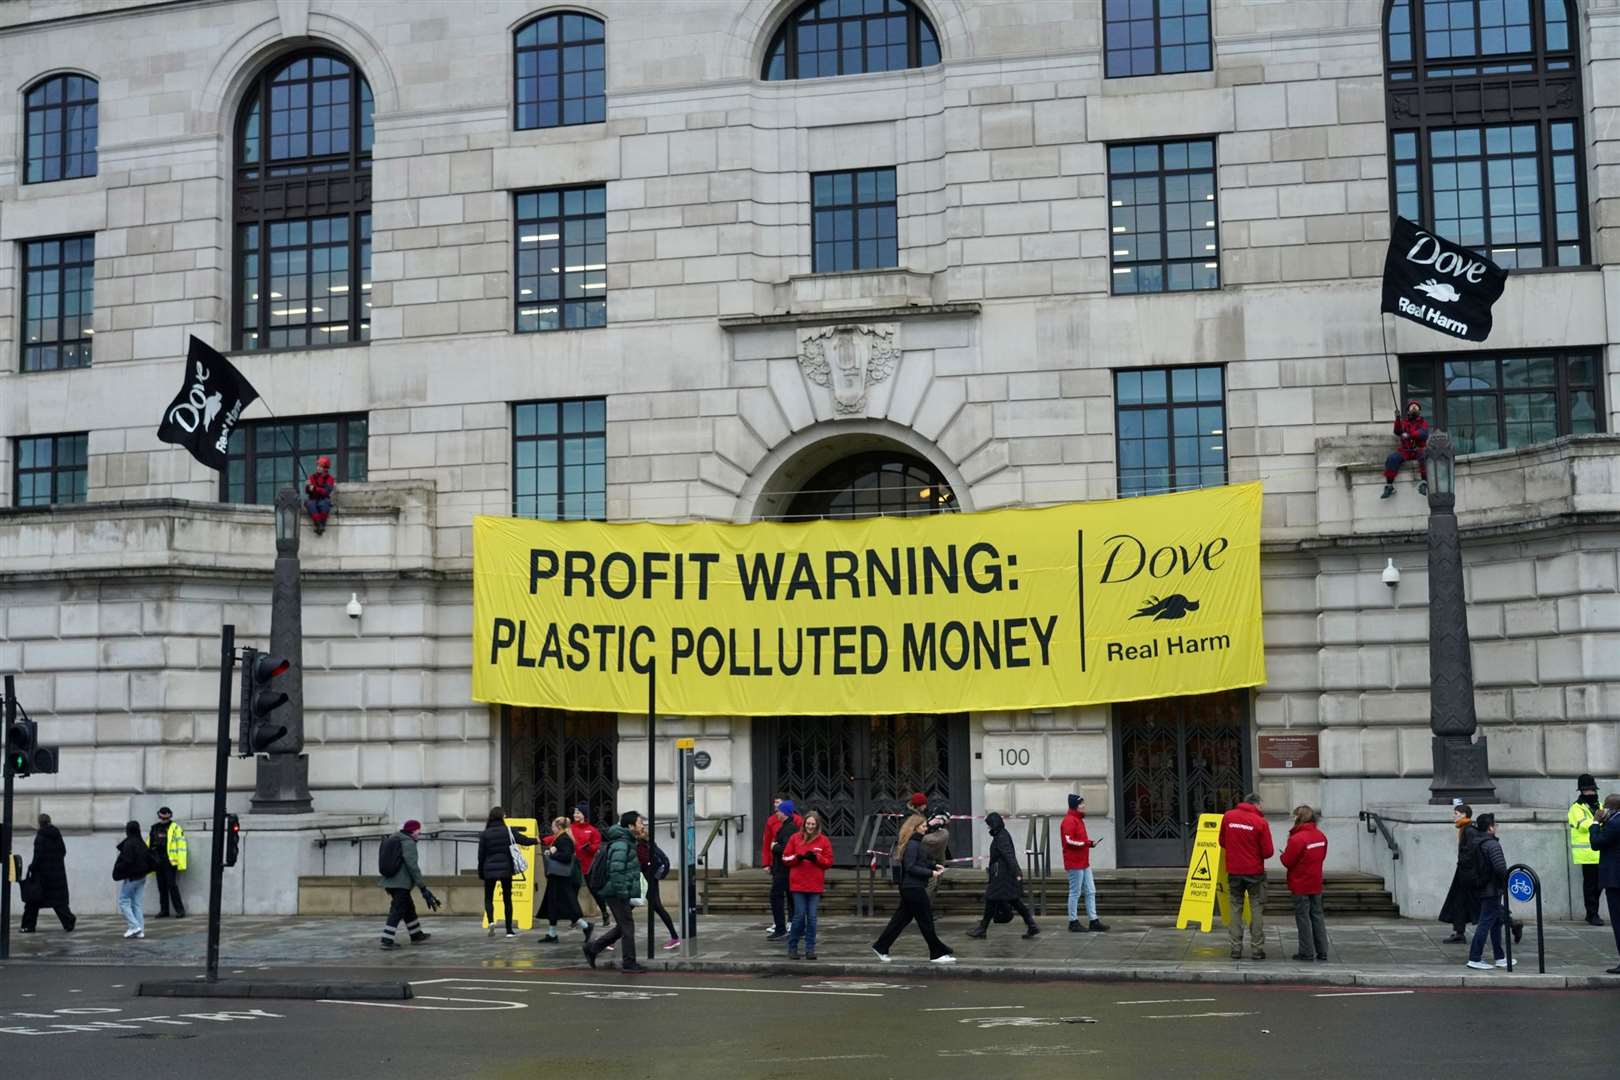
[20,813,76,933]
[765,802,799,942]
[966,812,1039,940]
[871,808,955,962]
[1590,793,1620,974]
[538,815,591,942]
[476,807,537,938]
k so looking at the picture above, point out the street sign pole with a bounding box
[1,674,15,961]
[206,625,236,983]
[646,668,656,962]
[1504,864,1544,974]
[675,739,697,940]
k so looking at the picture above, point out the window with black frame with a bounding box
[516,188,607,332]
[13,433,88,507]
[24,74,98,183]
[1105,0,1213,78]
[811,168,898,273]
[1400,351,1603,454]
[513,399,606,521]
[21,235,95,372]
[763,0,940,81]
[1107,140,1219,294]
[222,415,367,505]
[1385,0,1585,269]
[1115,366,1226,497]
[784,452,957,520]
[234,51,373,349]
[514,12,606,129]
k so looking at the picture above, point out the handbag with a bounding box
[507,826,529,876]
[543,852,571,878]
[19,872,44,906]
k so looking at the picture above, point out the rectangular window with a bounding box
[811,168,898,273]
[1108,140,1219,294]
[1105,0,1212,78]
[1401,351,1604,455]
[13,433,88,507]
[237,213,370,349]
[1115,365,1226,498]
[222,414,367,504]
[21,235,95,371]
[513,398,606,520]
[516,187,607,332]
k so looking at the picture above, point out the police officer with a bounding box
[148,807,188,918]
[1570,774,1604,926]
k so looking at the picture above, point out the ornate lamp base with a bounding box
[1428,735,1496,805]
[252,753,313,814]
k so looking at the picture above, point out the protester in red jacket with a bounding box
[760,794,802,869]
[1382,399,1430,499]
[1219,794,1275,960]
[569,804,607,926]
[1280,805,1330,962]
[781,811,833,960]
[304,455,336,534]
[1060,793,1107,932]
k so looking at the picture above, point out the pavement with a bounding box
[7,910,1620,990]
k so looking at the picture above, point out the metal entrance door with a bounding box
[754,714,970,865]
[1114,691,1250,867]
[503,706,619,829]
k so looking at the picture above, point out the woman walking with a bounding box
[637,828,682,950]
[871,807,955,963]
[538,816,592,942]
[112,820,155,939]
[20,813,76,934]
[478,807,537,938]
[1280,805,1330,961]
[782,810,833,960]
[966,812,1039,940]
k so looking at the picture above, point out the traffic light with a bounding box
[225,813,241,867]
[238,646,290,756]
[4,715,57,778]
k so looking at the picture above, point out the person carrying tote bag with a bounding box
[477,807,536,938]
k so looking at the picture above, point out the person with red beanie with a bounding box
[1060,793,1107,932]
[1220,793,1275,959]
[1280,805,1329,962]
[1382,399,1430,499]
[781,810,833,960]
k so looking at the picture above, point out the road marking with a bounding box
[754,1055,885,1064]
[1141,1011,1257,1020]
[1114,998,1217,1005]
[320,995,527,1013]
[922,1005,1026,1012]
[411,977,883,999]
[1313,990,1416,999]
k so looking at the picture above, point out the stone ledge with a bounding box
[720,301,980,330]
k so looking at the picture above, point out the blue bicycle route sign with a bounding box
[1507,869,1535,903]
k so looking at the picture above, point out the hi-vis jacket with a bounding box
[1569,800,1599,866]
[150,821,188,871]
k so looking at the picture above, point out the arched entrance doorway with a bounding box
[750,443,971,864]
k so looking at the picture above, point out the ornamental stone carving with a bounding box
[797,323,900,417]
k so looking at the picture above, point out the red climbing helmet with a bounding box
[316,455,331,468]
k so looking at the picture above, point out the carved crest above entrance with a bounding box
[798,323,900,417]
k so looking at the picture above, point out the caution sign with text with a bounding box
[483,817,537,931]
[472,483,1265,716]
[1175,814,1229,932]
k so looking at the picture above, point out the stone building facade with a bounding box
[0,0,1617,914]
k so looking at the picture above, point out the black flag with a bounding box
[157,336,260,471]
[1380,216,1507,342]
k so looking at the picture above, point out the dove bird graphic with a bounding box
[1131,594,1200,621]
[1413,279,1461,304]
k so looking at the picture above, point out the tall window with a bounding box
[13,433,88,507]
[515,12,606,129]
[1108,140,1219,294]
[24,74,98,183]
[515,187,607,332]
[222,415,367,504]
[21,235,95,371]
[1385,0,1585,268]
[1115,366,1226,497]
[763,0,940,80]
[1401,351,1603,454]
[784,452,957,520]
[513,399,606,520]
[235,52,373,348]
[812,168,898,272]
[1105,0,1212,78]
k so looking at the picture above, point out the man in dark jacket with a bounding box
[379,820,440,950]
[1466,814,1511,970]
[20,813,75,933]
[871,807,955,963]
[1589,793,1620,974]
[966,812,1038,940]
[765,800,799,941]
[583,811,647,973]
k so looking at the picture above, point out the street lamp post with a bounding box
[1424,430,1495,804]
[254,486,312,813]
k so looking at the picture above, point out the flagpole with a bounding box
[1379,311,1400,413]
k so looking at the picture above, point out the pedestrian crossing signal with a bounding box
[225,813,241,867]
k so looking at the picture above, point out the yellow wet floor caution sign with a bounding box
[1176,813,1231,931]
[483,816,538,931]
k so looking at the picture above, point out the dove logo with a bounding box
[1405,232,1488,283]
[1413,279,1461,304]
[166,361,225,434]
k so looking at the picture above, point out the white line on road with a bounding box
[1313,991,1416,998]
[319,995,527,1012]
[754,1055,886,1064]
[922,1006,1026,1012]
[1141,1011,1258,1020]
[1114,998,1217,1005]
[411,977,883,999]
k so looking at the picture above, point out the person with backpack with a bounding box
[782,810,833,960]
[19,813,76,934]
[1465,813,1512,971]
[966,811,1039,941]
[871,806,955,964]
[765,800,800,941]
[1280,805,1329,962]
[112,820,156,939]
[583,811,646,973]
[571,804,607,927]
[538,815,592,942]
[477,807,537,938]
[378,819,441,950]
[1438,802,1477,943]
[637,827,680,950]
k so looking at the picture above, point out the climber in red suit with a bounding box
[305,455,336,534]
[1382,400,1429,499]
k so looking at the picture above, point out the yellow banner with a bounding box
[472,482,1264,716]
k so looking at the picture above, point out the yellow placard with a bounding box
[472,483,1265,716]
[483,817,537,931]
[1176,814,1227,931]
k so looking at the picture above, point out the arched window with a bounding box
[763,0,940,81]
[24,74,97,183]
[1384,0,1585,268]
[785,451,957,520]
[234,51,373,349]
[515,12,605,129]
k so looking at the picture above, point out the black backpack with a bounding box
[378,833,404,877]
[587,839,615,893]
[1458,831,1489,890]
